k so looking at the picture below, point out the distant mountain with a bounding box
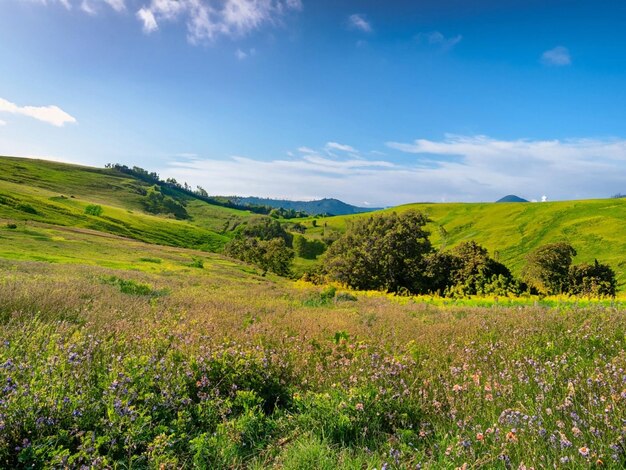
[228,197,380,216]
[496,195,528,203]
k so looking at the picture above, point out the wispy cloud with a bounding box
[0,119,6,126]
[348,13,372,33]
[78,0,126,15]
[0,97,77,127]
[158,135,626,205]
[235,47,256,60]
[326,142,357,153]
[137,7,158,32]
[21,0,301,44]
[416,31,462,51]
[541,46,571,66]
[136,0,303,44]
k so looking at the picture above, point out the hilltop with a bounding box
[228,196,379,216]
[496,194,528,203]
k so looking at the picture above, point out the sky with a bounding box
[1,0,626,206]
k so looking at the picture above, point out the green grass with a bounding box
[307,199,626,286]
[0,156,259,252]
[1,229,625,467]
[1,196,626,467]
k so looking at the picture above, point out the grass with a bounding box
[0,156,254,252]
[1,222,626,468]
[306,198,626,286]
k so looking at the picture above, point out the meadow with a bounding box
[1,220,626,468]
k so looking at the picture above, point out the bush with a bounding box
[16,203,37,214]
[568,260,616,297]
[324,211,432,294]
[522,242,577,295]
[293,234,326,259]
[5,223,17,229]
[101,276,167,296]
[84,204,103,216]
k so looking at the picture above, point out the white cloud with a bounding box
[20,0,300,43]
[0,97,77,127]
[137,7,158,32]
[348,13,372,33]
[158,135,626,206]
[416,31,462,51]
[326,142,357,153]
[76,0,125,14]
[103,0,125,11]
[136,0,302,43]
[541,46,571,66]
[235,47,255,60]
[0,119,6,126]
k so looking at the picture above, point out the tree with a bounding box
[324,211,432,293]
[522,242,577,295]
[241,217,293,247]
[450,241,512,295]
[424,241,514,296]
[568,260,616,297]
[224,236,293,276]
[293,234,326,260]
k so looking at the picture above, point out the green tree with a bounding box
[522,242,577,295]
[324,211,432,293]
[568,260,616,297]
[293,235,326,260]
[224,236,294,276]
[241,217,293,247]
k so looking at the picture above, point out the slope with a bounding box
[0,156,253,251]
[306,199,626,286]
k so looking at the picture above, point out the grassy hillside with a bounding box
[0,156,254,251]
[306,199,626,286]
[1,212,626,467]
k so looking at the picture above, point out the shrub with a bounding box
[522,242,577,295]
[189,257,204,269]
[101,276,167,296]
[293,234,326,259]
[16,203,37,214]
[84,204,103,216]
[568,260,616,297]
[324,211,432,294]
[5,223,17,229]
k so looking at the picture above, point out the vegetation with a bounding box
[307,198,626,286]
[0,227,625,468]
[292,234,326,260]
[324,211,432,293]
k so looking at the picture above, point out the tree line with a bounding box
[322,211,616,297]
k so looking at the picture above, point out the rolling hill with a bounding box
[306,199,626,286]
[227,196,380,216]
[2,155,625,287]
[0,156,254,251]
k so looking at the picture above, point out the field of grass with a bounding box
[0,156,260,252]
[306,198,626,287]
[1,220,626,468]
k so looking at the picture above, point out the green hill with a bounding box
[229,196,380,216]
[2,156,625,288]
[0,156,254,251]
[307,199,626,286]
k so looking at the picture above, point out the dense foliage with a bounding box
[292,234,326,260]
[324,213,616,298]
[324,211,432,293]
[224,237,294,276]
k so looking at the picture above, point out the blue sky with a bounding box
[1,0,626,206]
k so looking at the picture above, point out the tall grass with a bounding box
[1,258,625,468]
